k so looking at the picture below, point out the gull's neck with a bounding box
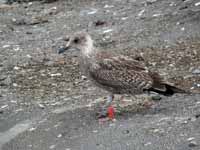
[81,36,96,57]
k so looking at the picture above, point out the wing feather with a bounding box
[88,54,153,91]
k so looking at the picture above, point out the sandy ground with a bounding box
[0,0,200,149]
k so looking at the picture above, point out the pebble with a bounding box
[94,20,106,26]
[92,130,98,133]
[87,9,98,15]
[57,134,62,138]
[195,113,200,118]
[169,2,176,6]
[190,117,197,122]
[29,127,36,131]
[28,2,33,5]
[104,4,114,8]
[13,47,20,51]
[187,137,195,141]
[121,17,128,20]
[26,54,31,58]
[188,141,198,147]
[122,129,130,134]
[2,45,10,48]
[195,2,200,6]
[192,69,200,74]
[144,142,152,146]
[14,66,20,70]
[50,73,62,77]
[153,13,161,17]
[151,95,162,101]
[49,145,56,149]
[13,83,18,87]
[181,27,185,31]
[81,75,87,80]
[103,29,113,33]
[146,0,157,5]
[38,103,45,109]
[1,104,8,109]
[138,9,145,17]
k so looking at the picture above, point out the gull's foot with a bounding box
[96,109,107,119]
[96,105,115,122]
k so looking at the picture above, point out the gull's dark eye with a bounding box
[73,38,80,44]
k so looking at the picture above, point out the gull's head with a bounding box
[58,32,94,56]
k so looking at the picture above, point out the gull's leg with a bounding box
[105,94,114,107]
[97,94,114,119]
[119,95,125,103]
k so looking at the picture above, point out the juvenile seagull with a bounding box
[58,32,186,118]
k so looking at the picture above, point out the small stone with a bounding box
[121,17,128,20]
[81,75,87,80]
[188,141,198,147]
[94,20,106,26]
[26,31,32,34]
[151,95,162,101]
[87,9,98,15]
[28,2,33,5]
[138,9,145,17]
[103,29,113,33]
[190,87,195,90]
[13,47,20,51]
[29,127,36,131]
[181,27,185,31]
[28,144,32,147]
[2,45,10,48]
[104,4,114,8]
[50,73,62,77]
[1,104,8,109]
[49,145,56,149]
[190,117,197,122]
[13,83,18,87]
[195,2,200,6]
[153,129,160,133]
[153,13,161,17]
[146,0,157,5]
[192,69,200,74]
[57,134,62,138]
[14,66,20,70]
[26,54,31,58]
[144,142,152,146]
[187,137,195,141]
[12,18,27,25]
[195,113,200,118]
[122,129,130,134]
[92,130,98,133]
[38,103,45,109]
[169,2,175,6]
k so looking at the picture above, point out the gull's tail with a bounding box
[148,72,189,96]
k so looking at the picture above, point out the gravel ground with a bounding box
[0,0,200,150]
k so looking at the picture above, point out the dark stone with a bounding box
[94,20,107,27]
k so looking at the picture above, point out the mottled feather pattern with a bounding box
[87,53,153,94]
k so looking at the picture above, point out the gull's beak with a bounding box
[58,46,71,54]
